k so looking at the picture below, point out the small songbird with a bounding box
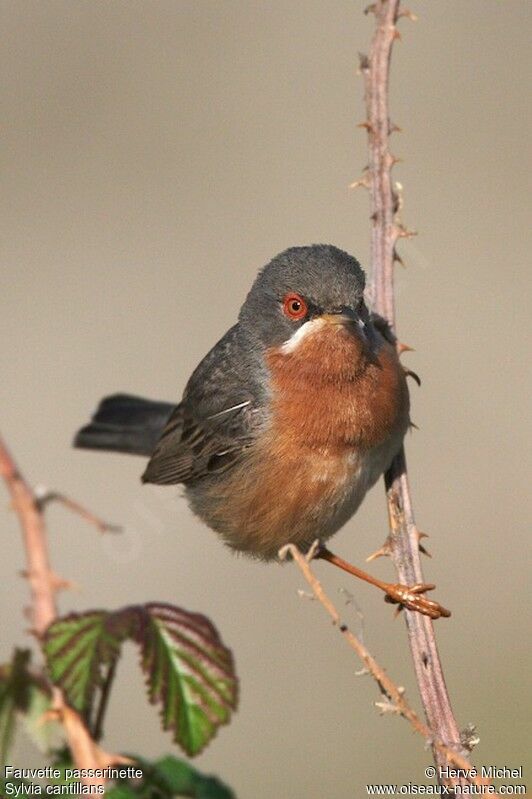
[76,245,448,618]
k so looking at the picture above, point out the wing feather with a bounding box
[141,400,255,486]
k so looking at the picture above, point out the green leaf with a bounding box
[105,786,138,799]
[19,679,65,755]
[43,603,238,757]
[135,605,237,756]
[43,610,126,729]
[154,755,234,798]
[0,648,65,763]
[147,755,197,794]
[0,649,34,763]
[0,662,20,765]
[106,754,235,799]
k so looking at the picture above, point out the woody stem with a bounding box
[0,434,115,787]
[359,0,469,779]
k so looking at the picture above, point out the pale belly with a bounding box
[186,424,405,560]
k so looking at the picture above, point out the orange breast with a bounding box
[265,320,409,453]
[196,322,409,560]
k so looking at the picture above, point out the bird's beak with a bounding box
[321,313,354,326]
[320,309,369,340]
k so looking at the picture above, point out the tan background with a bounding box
[2,2,531,797]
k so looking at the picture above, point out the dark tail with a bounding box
[74,394,176,457]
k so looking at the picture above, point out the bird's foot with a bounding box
[314,545,451,620]
[383,582,451,620]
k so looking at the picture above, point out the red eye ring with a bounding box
[282,293,308,320]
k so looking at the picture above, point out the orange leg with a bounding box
[315,546,451,620]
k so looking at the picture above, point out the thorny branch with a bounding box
[0,434,128,787]
[34,486,122,534]
[280,544,498,796]
[358,0,473,787]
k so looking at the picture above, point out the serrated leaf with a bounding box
[154,755,234,799]
[43,610,130,730]
[20,682,65,754]
[0,684,17,765]
[105,754,235,799]
[0,648,64,761]
[0,680,16,765]
[147,755,197,794]
[135,604,238,757]
[44,603,238,758]
[0,649,34,763]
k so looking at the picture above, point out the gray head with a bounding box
[238,244,368,349]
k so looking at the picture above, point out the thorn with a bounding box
[398,9,418,22]
[363,4,377,15]
[349,166,370,189]
[355,666,370,677]
[375,696,400,715]
[393,249,405,267]
[396,225,418,239]
[41,708,62,725]
[389,121,402,134]
[349,174,371,190]
[390,155,403,167]
[366,537,393,562]
[50,573,78,593]
[366,545,390,562]
[392,28,402,42]
[397,341,415,354]
[358,52,370,72]
[419,543,431,558]
[20,567,77,593]
[357,121,373,133]
[370,211,378,222]
[404,367,421,387]
[415,530,432,558]
[409,421,419,431]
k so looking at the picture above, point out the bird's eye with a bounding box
[282,293,308,320]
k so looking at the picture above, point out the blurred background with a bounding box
[1,2,530,797]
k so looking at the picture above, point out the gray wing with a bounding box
[141,325,266,486]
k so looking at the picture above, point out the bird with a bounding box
[75,244,449,619]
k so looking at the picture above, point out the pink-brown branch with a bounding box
[35,487,122,534]
[280,543,498,795]
[359,0,470,782]
[0,434,127,786]
[0,438,57,635]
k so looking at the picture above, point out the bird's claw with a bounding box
[384,582,451,620]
